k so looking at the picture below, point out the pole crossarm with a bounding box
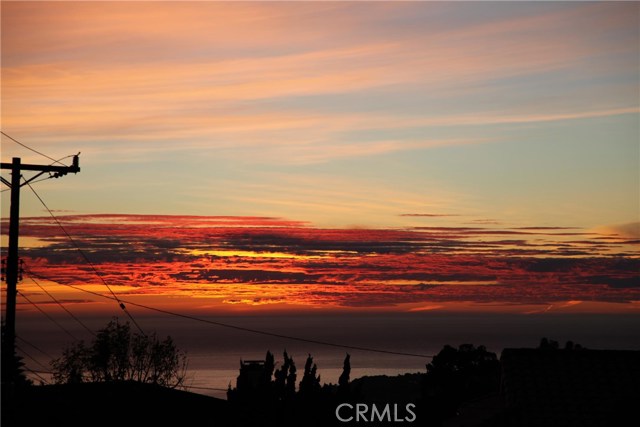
[0,163,79,173]
[1,155,80,187]
[1,155,80,174]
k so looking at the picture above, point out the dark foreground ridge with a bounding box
[496,347,640,427]
[4,380,231,427]
[3,344,640,427]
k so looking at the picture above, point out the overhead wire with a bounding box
[17,335,57,361]
[17,290,79,341]
[27,369,55,375]
[23,263,96,336]
[22,368,50,385]
[1,131,67,166]
[21,367,50,385]
[15,344,53,384]
[11,203,434,359]
[24,180,146,336]
[15,344,51,372]
[182,385,229,392]
[2,175,53,193]
[28,271,434,359]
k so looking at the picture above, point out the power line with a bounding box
[21,366,50,385]
[23,263,96,336]
[15,344,53,385]
[123,301,435,358]
[30,273,434,359]
[182,385,229,392]
[15,344,51,372]
[17,290,79,341]
[1,175,53,193]
[24,181,146,336]
[16,335,56,361]
[1,131,67,166]
[27,369,55,375]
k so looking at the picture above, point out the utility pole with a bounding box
[1,155,80,386]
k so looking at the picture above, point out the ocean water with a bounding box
[16,312,640,400]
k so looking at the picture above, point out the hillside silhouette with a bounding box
[3,335,639,427]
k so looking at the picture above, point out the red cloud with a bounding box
[7,214,639,310]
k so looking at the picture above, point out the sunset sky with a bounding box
[1,1,638,317]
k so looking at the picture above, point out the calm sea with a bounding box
[17,312,640,400]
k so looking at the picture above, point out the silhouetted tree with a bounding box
[539,338,584,351]
[338,353,350,399]
[228,349,352,427]
[539,337,559,350]
[286,354,297,398]
[51,340,88,384]
[274,350,289,398]
[567,340,583,350]
[273,350,298,401]
[89,318,130,382]
[51,319,187,387]
[421,344,500,425]
[299,354,321,399]
[264,350,275,386]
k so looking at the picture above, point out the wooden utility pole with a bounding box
[1,155,80,386]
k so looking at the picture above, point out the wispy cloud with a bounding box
[2,2,637,243]
[2,2,637,163]
[401,213,464,219]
